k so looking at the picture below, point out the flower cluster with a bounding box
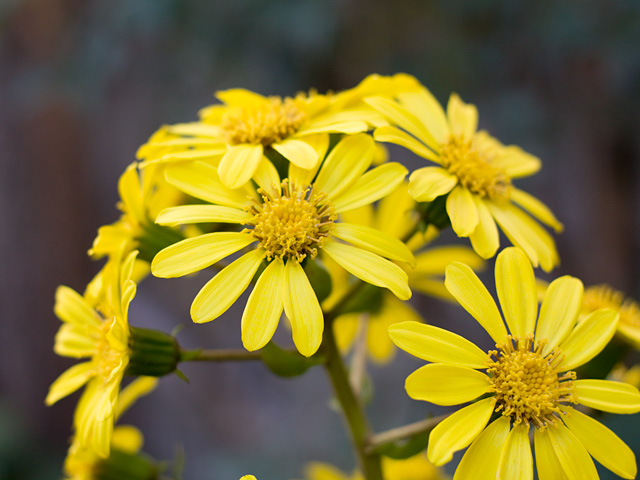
[47,73,640,480]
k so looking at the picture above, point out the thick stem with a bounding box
[179,348,263,362]
[322,320,383,480]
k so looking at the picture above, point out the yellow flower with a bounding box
[303,453,448,480]
[240,477,257,480]
[389,247,640,479]
[151,134,412,357]
[46,249,138,457]
[366,89,563,271]
[581,284,640,349]
[327,183,483,364]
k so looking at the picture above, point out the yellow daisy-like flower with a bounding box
[151,133,412,357]
[581,284,640,350]
[46,249,138,457]
[303,453,448,480]
[366,89,563,271]
[389,247,640,479]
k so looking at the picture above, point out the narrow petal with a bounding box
[156,148,225,164]
[407,166,457,202]
[218,144,264,189]
[469,196,500,259]
[118,164,144,223]
[151,232,255,278]
[323,240,411,300]
[405,363,490,405]
[511,187,563,232]
[45,362,93,405]
[498,425,533,480]
[495,247,538,338]
[273,138,320,169]
[447,186,479,237]
[332,223,415,265]
[558,308,618,370]
[373,125,439,162]
[191,250,265,323]
[332,163,408,213]
[413,246,484,276]
[314,134,375,200]
[454,417,511,480]
[241,259,285,351]
[54,324,96,358]
[367,298,422,363]
[496,146,541,178]
[397,89,449,145]
[546,422,599,480]
[165,161,251,208]
[283,261,323,357]
[288,134,328,185]
[447,94,478,138]
[294,114,368,136]
[534,428,570,480]
[388,321,488,368]
[535,276,583,355]
[54,285,101,328]
[427,397,495,465]
[563,408,636,479]
[165,122,223,138]
[252,157,282,197]
[215,88,266,106]
[444,262,507,344]
[574,379,640,413]
[155,205,250,226]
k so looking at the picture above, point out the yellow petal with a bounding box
[332,223,414,265]
[405,363,490,405]
[288,134,329,185]
[165,161,250,208]
[562,408,637,479]
[444,262,507,344]
[118,164,145,223]
[323,240,411,300]
[333,313,360,355]
[253,157,282,197]
[558,308,618,370]
[314,134,375,200]
[273,138,320,169]
[332,163,408,213]
[166,122,223,138]
[454,417,510,480]
[468,196,500,259]
[191,249,265,323]
[534,428,570,480]
[496,146,541,179]
[535,276,583,355]
[546,422,599,480]
[111,425,143,454]
[151,232,255,278]
[295,114,368,136]
[388,321,488,368]
[498,425,533,480]
[54,285,102,328]
[241,259,285,351]
[447,94,478,138]
[397,89,449,145]
[447,186,479,237]
[218,144,264,189]
[427,397,494,465]
[408,166,457,202]
[45,361,93,405]
[511,187,563,232]
[155,205,250,226]
[495,247,537,337]
[413,246,484,276]
[367,300,418,363]
[283,260,323,357]
[54,324,96,358]
[156,147,225,164]
[574,379,640,413]
[373,125,439,162]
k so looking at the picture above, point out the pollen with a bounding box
[487,334,577,430]
[244,180,336,262]
[583,284,640,328]
[221,96,307,146]
[441,134,512,201]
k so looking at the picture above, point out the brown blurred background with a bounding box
[1,0,640,478]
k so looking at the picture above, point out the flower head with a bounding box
[389,247,640,479]
[366,90,563,271]
[151,134,412,357]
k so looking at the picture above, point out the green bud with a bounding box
[126,327,180,377]
[416,194,451,231]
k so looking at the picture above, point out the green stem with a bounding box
[322,320,383,480]
[179,348,263,362]
[365,414,448,455]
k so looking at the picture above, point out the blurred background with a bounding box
[1,0,640,478]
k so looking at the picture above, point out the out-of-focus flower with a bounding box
[366,89,562,271]
[151,134,411,357]
[390,247,640,479]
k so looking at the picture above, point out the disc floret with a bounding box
[222,96,307,146]
[441,134,512,201]
[245,180,336,262]
[487,334,577,430]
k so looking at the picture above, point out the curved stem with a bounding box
[365,414,448,454]
[321,320,383,480]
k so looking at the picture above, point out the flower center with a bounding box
[440,134,512,201]
[583,284,640,328]
[221,96,307,146]
[244,180,336,262]
[487,335,577,429]
[95,320,126,382]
